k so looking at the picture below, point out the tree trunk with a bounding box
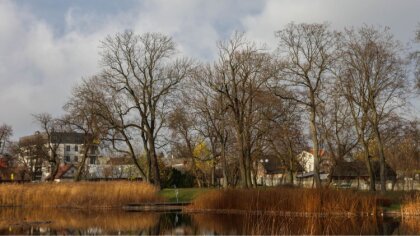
[221,142,228,188]
[309,104,321,188]
[148,139,161,189]
[74,145,90,181]
[373,125,387,194]
[362,142,376,191]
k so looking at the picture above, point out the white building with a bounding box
[296,149,332,186]
[19,132,100,180]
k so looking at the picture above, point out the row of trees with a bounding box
[4,23,419,192]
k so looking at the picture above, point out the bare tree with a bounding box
[338,26,409,193]
[71,76,149,181]
[63,78,109,181]
[317,83,359,185]
[99,31,194,188]
[0,124,12,154]
[274,23,338,188]
[202,32,277,188]
[189,68,232,188]
[168,105,203,187]
[413,24,420,90]
[32,113,65,181]
[262,92,307,184]
[15,136,44,180]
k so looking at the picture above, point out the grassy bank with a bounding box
[159,188,210,202]
[187,188,378,216]
[0,181,160,208]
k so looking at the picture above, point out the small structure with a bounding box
[296,149,332,187]
[330,160,397,190]
[256,157,287,186]
[87,157,143,180]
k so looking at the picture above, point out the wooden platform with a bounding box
[123,202,190,212]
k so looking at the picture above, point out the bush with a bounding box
[162,168,195,188]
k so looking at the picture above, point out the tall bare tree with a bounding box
[168,105,203,187]
[71,76,149,181]
[203,32,277,188]
[338,26,409,193]
[63,78,109,181]
[33,113,65,181]
[262,92,307,184]
[99,31,193,188]
[189,69,232,187]
[274,23,338,188]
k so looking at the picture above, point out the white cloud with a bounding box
[0,0,418,139]
[0,0,261,138]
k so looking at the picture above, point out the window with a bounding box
[74,156,78,162]
[65,156,70,162]
[74,145,78,152]
[90,157,96,164]
[66,145,70,152]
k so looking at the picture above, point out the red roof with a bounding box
[46,164,75,180]
[309,148,327,157]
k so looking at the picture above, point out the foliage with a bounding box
[161,168,195,188]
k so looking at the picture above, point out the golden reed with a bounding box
[188,188,377,216]
[0,181,160,208]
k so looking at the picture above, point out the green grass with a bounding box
[383,203,401,211]
[159,188,212,202]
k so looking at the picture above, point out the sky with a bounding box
[0,0,419,139]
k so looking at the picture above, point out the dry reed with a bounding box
[401,192,420,216]
[188,188,377,216]
[0,181,160,208]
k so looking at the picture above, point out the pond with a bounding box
[0,208,417,235]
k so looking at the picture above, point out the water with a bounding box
[0,208,417,235]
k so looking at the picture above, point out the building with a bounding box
[256,157,287,186]
[19,132,100,181]
[87,157,143,180]
[330,160,397,190]
[296,149,332,187]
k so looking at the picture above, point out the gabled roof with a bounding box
[259,156,304,175]
[259,157,286,175]
[331,160,397,180]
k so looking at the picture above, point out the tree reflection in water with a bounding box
[0,208,415,235]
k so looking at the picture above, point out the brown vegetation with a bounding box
[187,188,377,216]
[401,192,420,216]
[0,181,160,208]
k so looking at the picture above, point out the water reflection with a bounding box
[0,208,416,235]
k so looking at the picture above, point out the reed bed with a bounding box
[188,188,377,216]
[0,181,160,208]
[401,192,420,216]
